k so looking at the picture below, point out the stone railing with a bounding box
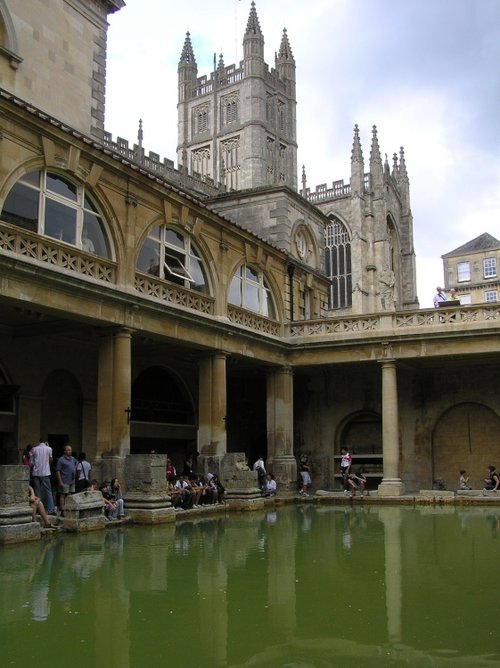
[288,304,500,341]
[228,305,281,337]
[0,223,117,283]
[306,173,373,203]
[134,273,215,315]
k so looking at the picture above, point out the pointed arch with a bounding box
[325,215,352,309]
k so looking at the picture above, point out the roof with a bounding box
[442,232,500,258]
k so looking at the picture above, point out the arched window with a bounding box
[228,264,276,319]
[325,216,351,309]
[137,225,209,294]
[1,169,111,257]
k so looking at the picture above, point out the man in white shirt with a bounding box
[31,439,56,514]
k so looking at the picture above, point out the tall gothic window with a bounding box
[137,225,209,294]
[194,104,209,134]
[221,94,239,126]
[192,146,211,178]
[325,217,352,309]
[1,169,111,257]
[228,264,276,319]
[220,137,240,190]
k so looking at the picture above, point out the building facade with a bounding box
[0,0,499,494]
[442,232,500,305]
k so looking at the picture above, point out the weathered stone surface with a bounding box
[63,491,106,532]
[123,454,173,523]
[226,497,265,512]
[0,521,40,544]
[0,465,30,506]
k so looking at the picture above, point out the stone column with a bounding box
[0,466,40,544]
[112,328,132,457]
[267,366,297,493]
[96,331,114,458]
[378,359,405,496]
[198,352,229,478]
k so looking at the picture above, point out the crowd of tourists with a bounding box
[23,439,126,525]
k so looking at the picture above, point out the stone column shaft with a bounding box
[198,353,227,456]
[267,366,296,493]
[378,359,404,496]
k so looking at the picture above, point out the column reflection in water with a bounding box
[379,506,402,644]
[267,507,297,636]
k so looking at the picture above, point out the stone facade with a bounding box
[0,1,499,500]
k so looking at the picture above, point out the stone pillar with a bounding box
[96,331,114,457]
[123,454,175,523]
[267,366,297,493]
[0,466,40,544]
[112,328,132,457]
[378,359,405,496]
[198,352,227,457]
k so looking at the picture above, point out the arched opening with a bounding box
[137,225,210,294]
[228,264,277,319]
[130,366,197,462]
[1,169,112,258]
[432,402,500,490]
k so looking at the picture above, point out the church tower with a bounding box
[177,2,297,191]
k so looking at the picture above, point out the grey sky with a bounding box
[106,0,500,307]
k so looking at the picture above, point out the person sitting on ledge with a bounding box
[459,469,472,490]
[264,473,277,497]
[28,485,56,529]
[348,469,368,497]
[483,466,500,493]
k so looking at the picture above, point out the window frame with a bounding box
[483,257,497,279]
[228,263,276,319]
[484,290,498,303]
[1,169,111,258]
[137,225,209,294]
[457,261,470,282]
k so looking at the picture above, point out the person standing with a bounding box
[340,447,352,494]
[75,452,91,492]
[253,456,267,491]
[31,439,56,515]
[56,444,78,514]
[299,454,312,496]
[433,286,447,308]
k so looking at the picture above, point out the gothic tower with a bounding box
[177,2,297,191]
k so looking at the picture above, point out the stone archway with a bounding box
[432,403,500,490]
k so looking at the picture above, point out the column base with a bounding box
[271,455,298,494]
[0,521,40,544]
[377,479,405,497]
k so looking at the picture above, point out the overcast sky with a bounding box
[105,0,500,308]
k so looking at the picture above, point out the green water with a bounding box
[1,505,500,667]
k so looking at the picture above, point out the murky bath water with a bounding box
[1,505,499,667]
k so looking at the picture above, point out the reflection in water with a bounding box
[1,507,500,667]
